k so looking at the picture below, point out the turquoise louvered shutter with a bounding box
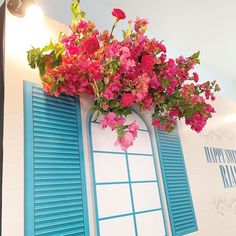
[24,81,89,236]
[155,128,198,236]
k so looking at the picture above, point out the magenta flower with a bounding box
[28,0,220,150]
[121,93,135,107]
[82,37,100,54]
[112,8,126,20]
[115,131,135,151]
[141,55,155,72]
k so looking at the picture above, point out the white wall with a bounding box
[2,12,69,236]
[3,8,236,236]
[178,95,236,236]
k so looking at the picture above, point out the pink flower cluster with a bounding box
[100,112,139,150]
[27,4,220,150]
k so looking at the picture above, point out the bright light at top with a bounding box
[25,4,44,24]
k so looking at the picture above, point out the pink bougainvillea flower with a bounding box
[185,112,207,133]
[120,93,135,107]
[112,8,126,20]
[193,72,199,83]
[82,37,100,54]
[115,131,135,151]
[168,109,179,120]
[100,112,126,130]
[128,121,139,138]
[141,55,155,72]
[157,42,167,53]
[134,17,149,32]
[27,0,220,151]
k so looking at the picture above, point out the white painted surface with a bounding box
[97,184,133,218]
[136,211,166,236]
[128,130,152,154]
[178,95,236,236]
[99,216,136,236]
[3,5,236,236]
[132,183,161,212]
[128,155,156,181]
[94,153,128,182]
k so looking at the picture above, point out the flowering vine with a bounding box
[27,0,220,150]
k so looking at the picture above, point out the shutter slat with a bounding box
[35,205,83,217]
[35,222,84,236]
[35,206,84,217]
[155,128,198,236]
[35,189,82,197]
[35,210,83,222]
[34,127,78,136]
[34,112,76,123]
[35,216,85,230]
[24,82,89,236]
[34,122,78,133]
[32,100,77,115]
[35,194,82,204]
[34,133,78,141]
[33,107,76,120]
[35,158,80,164]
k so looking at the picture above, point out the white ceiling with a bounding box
[38,0,236,81]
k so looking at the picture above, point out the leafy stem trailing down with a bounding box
[27,1,220,150]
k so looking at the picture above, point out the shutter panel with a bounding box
[155,128,198,236]
[24,82,89,236]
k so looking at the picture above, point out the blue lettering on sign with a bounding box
[204,146,236,188]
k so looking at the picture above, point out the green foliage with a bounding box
[117,126,125,137]
[27,40,64,77]
[188,51,200,64]
[71,0,86,24]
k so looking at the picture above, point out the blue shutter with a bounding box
[24,81,89,236]
[155,128,198,236]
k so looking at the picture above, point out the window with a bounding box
[89,112,167,236]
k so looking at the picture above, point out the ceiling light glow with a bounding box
[25,4,44,24]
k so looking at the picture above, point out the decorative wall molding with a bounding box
[202,127,234,139]
[213,197,236,216]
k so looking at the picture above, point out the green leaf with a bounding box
[38,59,46,77]
[43,75,52,83]
[122,30,127,40]
[92,110,101,121]
[57,76,64,82]
[161,79,170,89]
[50,81,58,93]
[109,100,120,108]
[97,81,104,91]
[80,11,86,19]
[188,51,201,64]
[185,107,194,118]
[27,48,41,69]
[191,51,200,59]
[104,77,110,85]
[58,32,63,41]
[178,106,184,114]
[42,40,54,52]
[117,126,125,137]
[71,0,81,22]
